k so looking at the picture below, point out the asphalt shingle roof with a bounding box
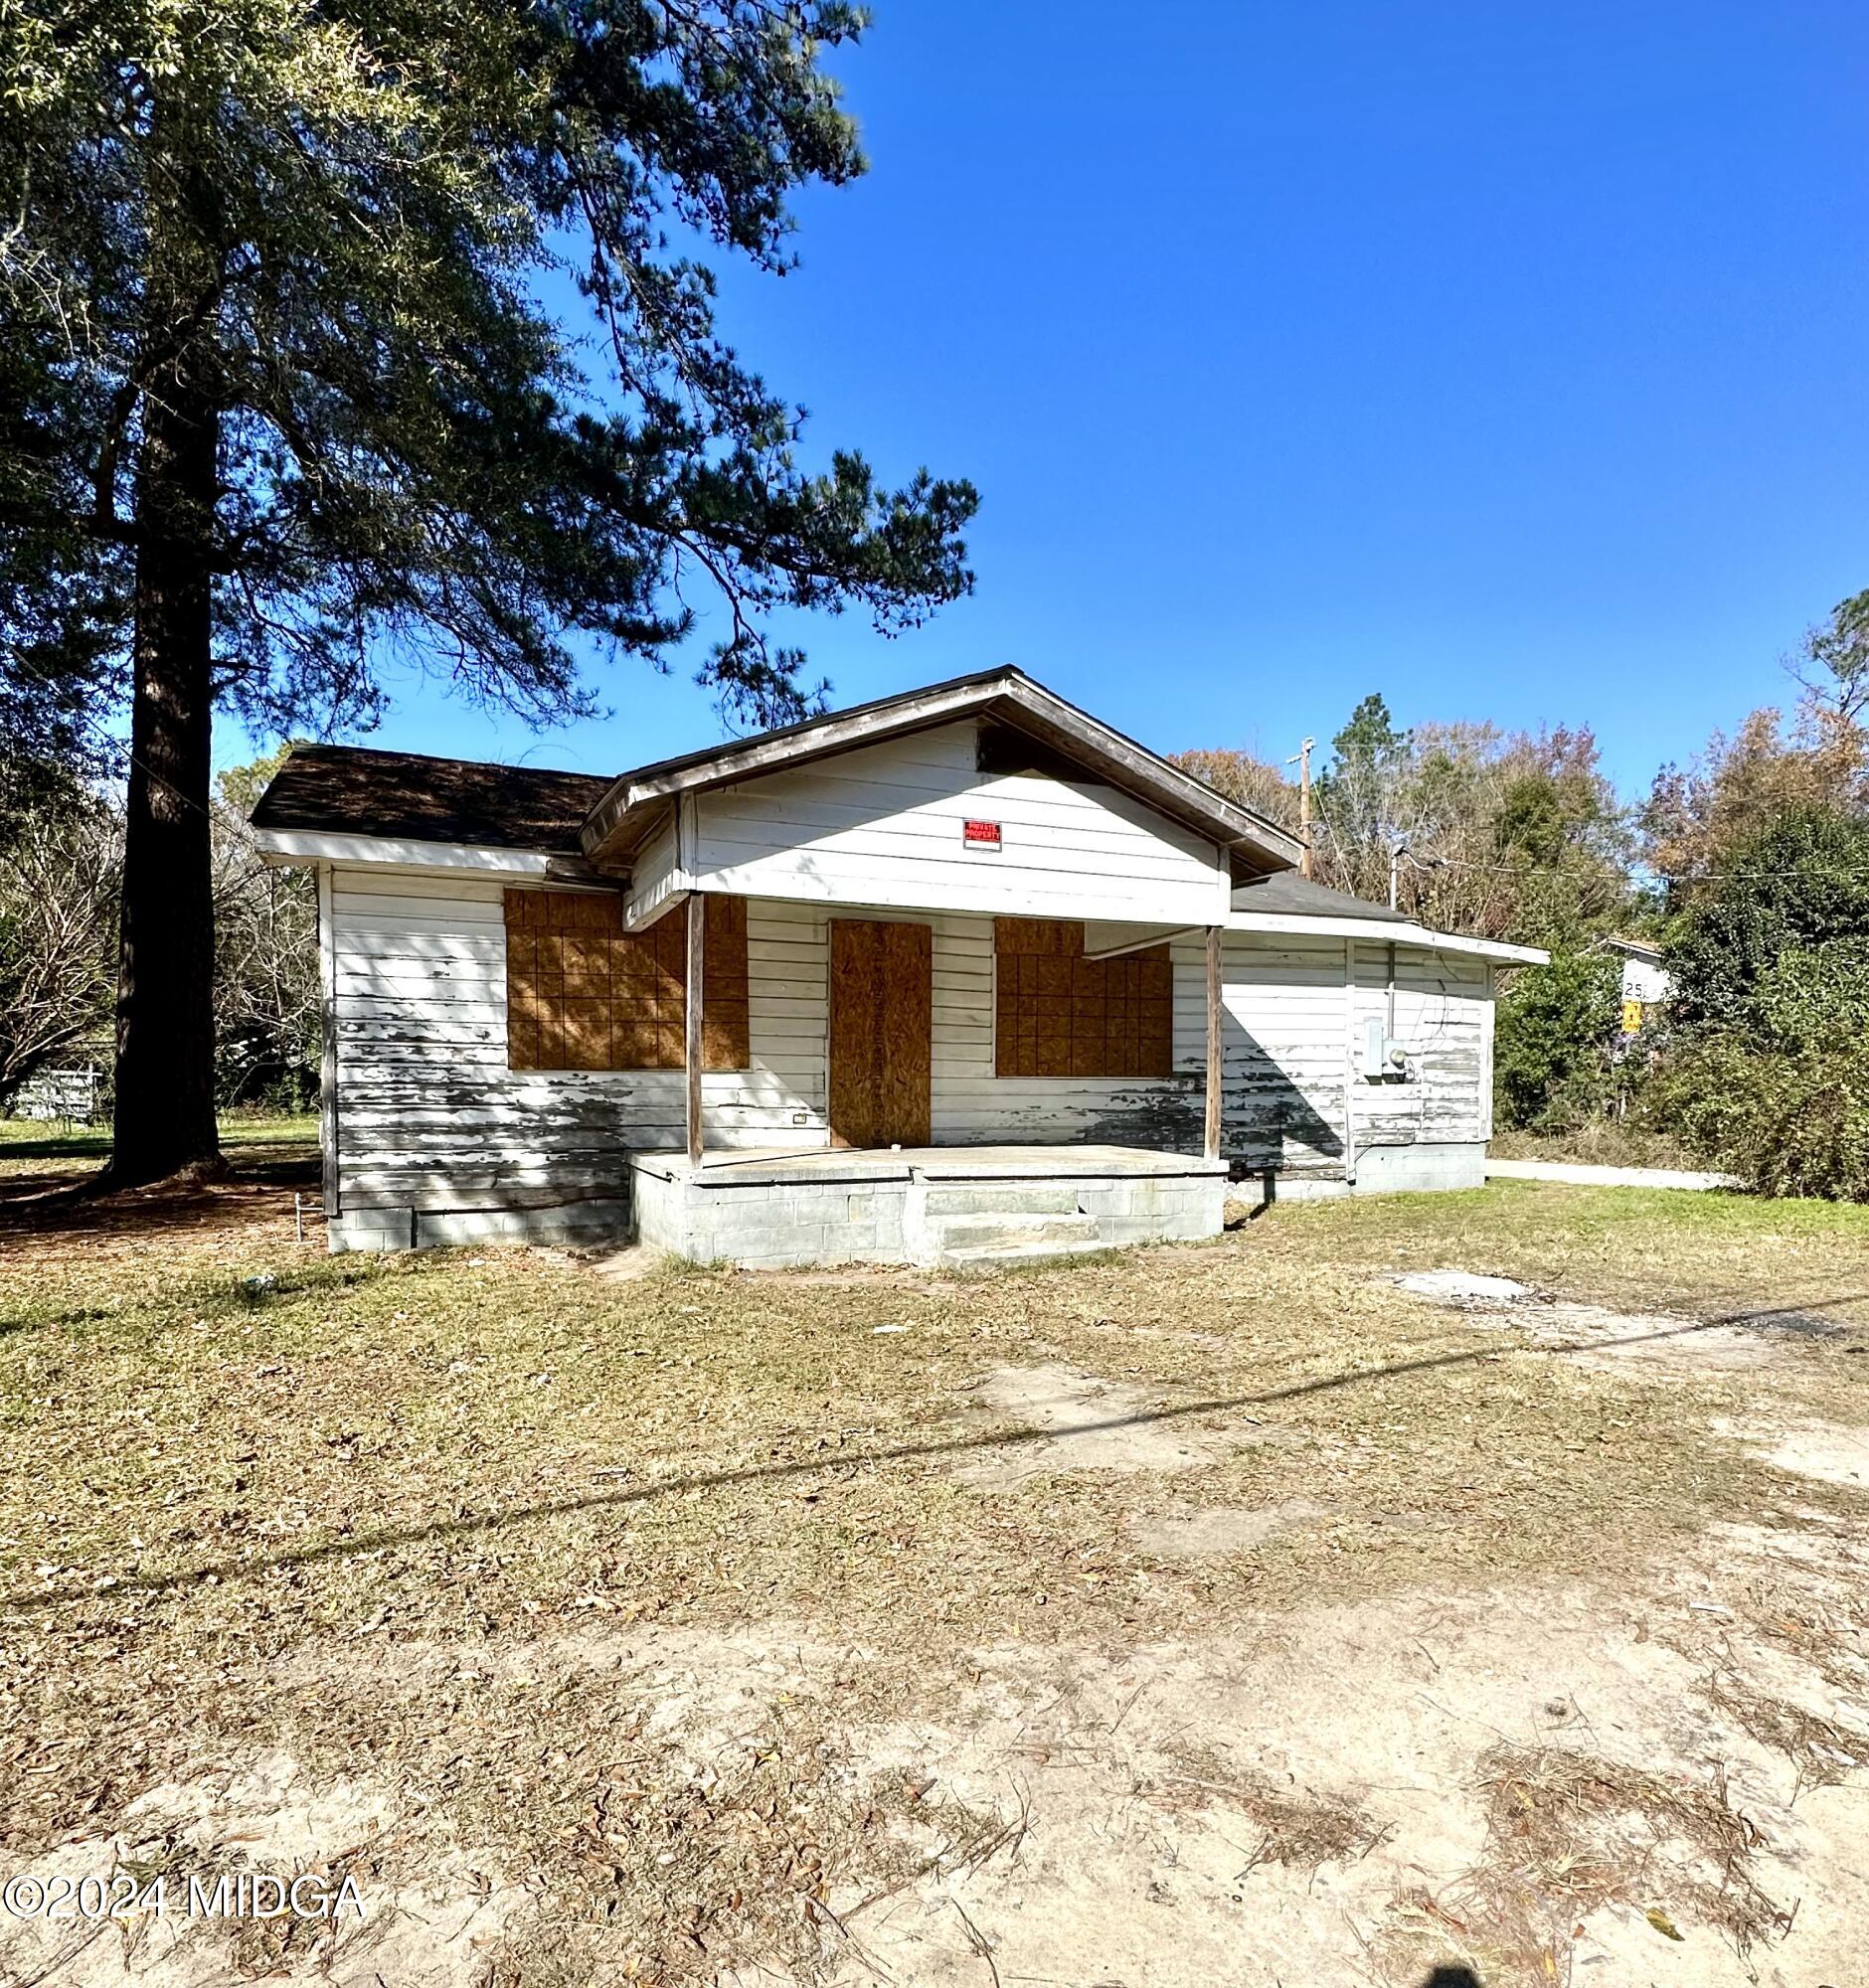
[1231,871,1409,920]
[250,745,612,854]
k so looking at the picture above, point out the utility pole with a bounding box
[1285,737,1315,879]
[1389,843,1444,911]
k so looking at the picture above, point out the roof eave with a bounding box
[1225,908,1549,963]
[251,826,612,884]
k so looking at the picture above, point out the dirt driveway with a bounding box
[1,1176,1865,1986]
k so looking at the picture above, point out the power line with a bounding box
[1406,849,1869,887]
[1312,824,1869,888]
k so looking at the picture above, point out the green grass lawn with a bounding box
[0,1111,318,1177]
[1283,1174,1869,1320]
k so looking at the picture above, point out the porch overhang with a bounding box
[1087,912,1550,967]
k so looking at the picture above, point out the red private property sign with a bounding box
[962,818,1002,849]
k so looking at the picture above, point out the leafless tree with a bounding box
[211,766,318,1109]
[0,804,120,1103]
[1793,588,1869,724]
[1,759,319,1117]
[1178,718,1631,944]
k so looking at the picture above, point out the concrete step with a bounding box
[920,1184,1083,1218]
[929,1212,1102,1253]
[938,1236,1113,1272]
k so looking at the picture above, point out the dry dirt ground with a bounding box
[1,1167,1866,1988]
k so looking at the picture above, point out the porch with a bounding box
[628,1143,1229,1270]
[653,892,1231,1168]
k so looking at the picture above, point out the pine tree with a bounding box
[0,0,976,1184]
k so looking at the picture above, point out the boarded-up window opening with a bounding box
[993,918,1173,1079]
[504,890,748,1073]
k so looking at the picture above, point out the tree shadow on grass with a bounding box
[5,1293,1862,1615]
[0,1153,318,1237]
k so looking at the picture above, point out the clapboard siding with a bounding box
[625,804,683,928]
[922,924,1352,1170]
[1218,937,1358,1175]
[1350,941,1491,1150]
[691,720,1230,925]
[926,916,1185,1145]
[323,864,1498,1218]
[326,869,828,1213]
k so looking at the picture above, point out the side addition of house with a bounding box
[251,668,1545,1266]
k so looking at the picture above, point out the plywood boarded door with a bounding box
[828,919,933,1148]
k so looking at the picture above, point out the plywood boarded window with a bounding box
[504,890,749,1073]
[994,918,1173,1079]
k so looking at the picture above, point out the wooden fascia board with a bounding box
[1084,912,1544,966]
[1226,910,1547,964]
[250,828,613,886]
[987,686,1303,869]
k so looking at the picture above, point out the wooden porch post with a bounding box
[685,891,705,1166]
[1204,923,1223,1162]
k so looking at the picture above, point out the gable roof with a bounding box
[251,668,1305,876]
[250,745,611,853]
[581,666,1303,874]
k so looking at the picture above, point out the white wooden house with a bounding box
[251,667,1544,1265]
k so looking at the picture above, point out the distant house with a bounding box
[251,667,1545,1265]
[1601,937,1672,1034]
[10,1060,103,1125]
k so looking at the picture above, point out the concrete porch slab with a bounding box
[627,1144,1227,1270]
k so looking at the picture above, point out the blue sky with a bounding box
[229,1,1869,798]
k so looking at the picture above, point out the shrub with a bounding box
[1646,1026,1869,1201]
[1493,949,1621,1132]
[1648,938,1869,1199]
[1649,810,1869,1199]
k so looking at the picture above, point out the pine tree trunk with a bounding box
[100,360,223,1188]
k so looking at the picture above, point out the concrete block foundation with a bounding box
[328,1199,629,1253]
[1227,1141,1489,1214]
[325,1142,1484,1258]
[1350,1141,1488,1193]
